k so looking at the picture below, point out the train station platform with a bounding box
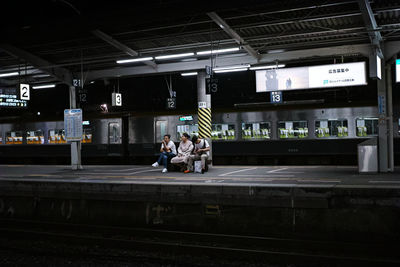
[0,164,399,187]
[1,164,400,247]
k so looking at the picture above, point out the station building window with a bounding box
[278,121,308,139]
[356,118,378,137]
[48,129,66,144]
[242,122,271,139]
[82,128,93,143]
[177,124,198,140]
[315,119,348,138]
[26,130,44,144]
[211,124,235,140]
[6,131,23,144]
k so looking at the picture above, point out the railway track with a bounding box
[0,218,398,266]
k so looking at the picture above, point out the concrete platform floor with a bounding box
[1,164,400,188]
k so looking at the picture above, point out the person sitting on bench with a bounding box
[185,135,210,174]
[152,134,177,173]
[170,133,193,171]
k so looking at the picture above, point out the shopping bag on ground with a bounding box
[194,161,202,173]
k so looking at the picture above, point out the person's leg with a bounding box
[201,154,208,170]
[162,153,169,168]
[157,152,167,165]
[187,155,195,171]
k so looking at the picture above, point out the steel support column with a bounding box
[386,62,394,172]
[69,85,82,170]
[377,57,388,172]
[197,71,212,162]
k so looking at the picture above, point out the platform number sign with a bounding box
[112,92,122,106]
[166,98,176,109]
[20,84,30,101]
[206,78,218,94]
[78,88,88,104]
[270,91,282,103]
[73,79,81,87]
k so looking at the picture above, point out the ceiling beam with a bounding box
[357,0,383,57]
[86,42,375,81]
[0,44,73,86]
[92,30,157,69]
[207,12,260,60]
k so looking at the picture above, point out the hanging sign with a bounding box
[256,62,367,92]
[0,88,28,107]
[166,98,176,109]
[112,92,122,106]
[20,84,30,100]
[270,91,282,103]
[64,109,83,141]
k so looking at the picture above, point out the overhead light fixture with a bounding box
[155,52,195,60]
[249,64,286,70]
[181,72,198,76]
[196,47,240,55]
[32,84,56,89]
[0,72,19,78]
[116,57,153,64]
[267,49,285,54]
[213,64,250,71]
[32,74,51,78]
[214,68,248,73]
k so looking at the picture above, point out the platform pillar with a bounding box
[386,62,394,172]
[377,56,388,172]
[69,85,82,170]
[197,70,212,163]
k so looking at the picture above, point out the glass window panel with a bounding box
[177,124,198,140]
[242,122,271,139]
[356,118,378,136]
[278,121,308,139]
[315,119,348,138]
[212,124,235,140]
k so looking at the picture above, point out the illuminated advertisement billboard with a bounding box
[256,62,367,92]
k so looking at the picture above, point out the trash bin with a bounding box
[357,137,378,173]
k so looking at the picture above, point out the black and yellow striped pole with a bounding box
[197,70,212,161]
[198,107,211,138]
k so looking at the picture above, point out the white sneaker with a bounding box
[162,168,168,173]
[152,162,159,167]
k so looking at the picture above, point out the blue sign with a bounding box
[378,95,386,114]
[270,91,282,103]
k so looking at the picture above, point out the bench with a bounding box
[167,159,212,172]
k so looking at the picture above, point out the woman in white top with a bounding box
[152,134,177,173]
[170,133,193,170]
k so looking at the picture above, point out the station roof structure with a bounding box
[0,0,400,87]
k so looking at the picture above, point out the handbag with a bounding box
[194,161,202,173]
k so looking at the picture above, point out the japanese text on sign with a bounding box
[64,109,83,141]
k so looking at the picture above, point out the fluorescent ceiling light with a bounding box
[214,68,248,73]
[116,57,153,64]
[32,84,56,89]
[155,53,194,60]
[181,72,198,76]
[213,64,250,71]
[0,72,19,78]
[196,47,240,55]
[267,49,285,54]
[32,74,51,78]
[249,64,286,70]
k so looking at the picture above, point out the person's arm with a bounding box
[198,140,210,153]
[164,141,172,152]
[160,142,164,152]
